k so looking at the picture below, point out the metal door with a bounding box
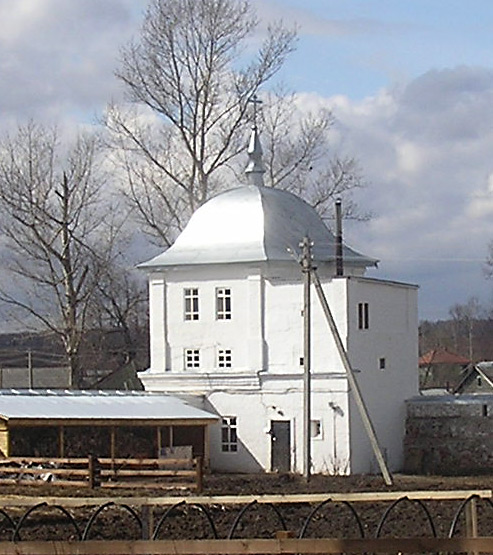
[270,420,291,472]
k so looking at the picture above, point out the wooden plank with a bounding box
[0,488,488,508]
[99,457,193,466]
[0,467,88,476]
[2,537,493,554]
[0,479,88,488]
[0,457,88,464]
[100,469,196,477]
[100,481,192,490]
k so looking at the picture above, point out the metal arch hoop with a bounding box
[82,501,142,540]
[448,494,493,538]
[228,500,287,539]
[0,508,17,539]
[375,496,437,540]
[299,498,365,539]
[152,501,218,540]
[13,502,81,542]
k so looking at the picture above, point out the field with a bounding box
[1,472,493,542]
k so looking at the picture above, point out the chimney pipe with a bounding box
[335,198,344,276]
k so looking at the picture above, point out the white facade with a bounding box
[139,126,418,475]
[141,250,418,474]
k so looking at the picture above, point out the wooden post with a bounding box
[276,531,295,539]
[58,426,64,458]
[301,236,312,482]
[88,454,100,489]
[466,497,478,555]
[157,426,162,458]
[28,350,33,389]
[141,505,154,540]
[110,427,116,460]
[195,457,203,493]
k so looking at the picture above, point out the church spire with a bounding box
[245,95,265,187]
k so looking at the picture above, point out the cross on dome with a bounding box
[245,94,265,187]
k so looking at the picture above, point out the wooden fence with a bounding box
[0,536,492,554]
[0,456,203,491]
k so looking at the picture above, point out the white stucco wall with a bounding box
[345,278,419,473]
[142,263,418,475]
[204,376,351,473]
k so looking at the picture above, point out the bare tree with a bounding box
[255,89,369,222]
[106,0,369,248]
[0,122,124,388]
[449,297,481,361]
[88,259,149,368]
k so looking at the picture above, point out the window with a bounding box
[184,288,199,321]
[310,420,322,438]
[379,357,386,370]
[221,417,238,452]
[217,348,232,368]
[184,348,200,369]
[216,288,232,320]
[358,302,369,329]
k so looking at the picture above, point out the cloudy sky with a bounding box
[1,0,492,321]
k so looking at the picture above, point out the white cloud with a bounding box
[314,66,493,318]
[0,0,147,128]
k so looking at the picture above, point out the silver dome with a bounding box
[140,185,376,269]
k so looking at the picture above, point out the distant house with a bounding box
[419,348,470,392]
[454,361,493,394]
[0,329,148,390]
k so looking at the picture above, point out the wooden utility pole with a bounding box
[311,269,393,486]
[301,237,313,481]
[28,350,33,389]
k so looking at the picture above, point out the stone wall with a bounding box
[404,395,493,475]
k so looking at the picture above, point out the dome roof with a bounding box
[140,185,376,269]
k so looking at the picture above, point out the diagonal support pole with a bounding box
[311,269,393,486]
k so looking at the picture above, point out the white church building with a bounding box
[139,125,419,475]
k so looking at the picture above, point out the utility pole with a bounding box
[28,350,33,389]
[301,236,313,481]
[311,269,393,486]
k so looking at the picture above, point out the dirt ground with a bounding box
[2,472,493,541]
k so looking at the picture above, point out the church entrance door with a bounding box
[270,420,291,472]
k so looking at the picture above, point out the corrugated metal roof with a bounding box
[139,185,377,269]
[0,390,217,421]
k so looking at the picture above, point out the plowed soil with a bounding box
[1,473,493,541]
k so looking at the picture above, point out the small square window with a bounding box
[217,349,232,368]
[216,288,232,320]
[184,288,199,321]
[310,420,322,438]
[184,348,200,369]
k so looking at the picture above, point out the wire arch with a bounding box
[82,501,142,540]
[375,496,437,539]
[448,494,493,538]
[0,508,16,539]
[228,500,287,539]
[299,498,365,539]
[13,502,81,541]
[152,501,218,540]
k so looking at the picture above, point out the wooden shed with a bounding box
[0,390,217,463]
